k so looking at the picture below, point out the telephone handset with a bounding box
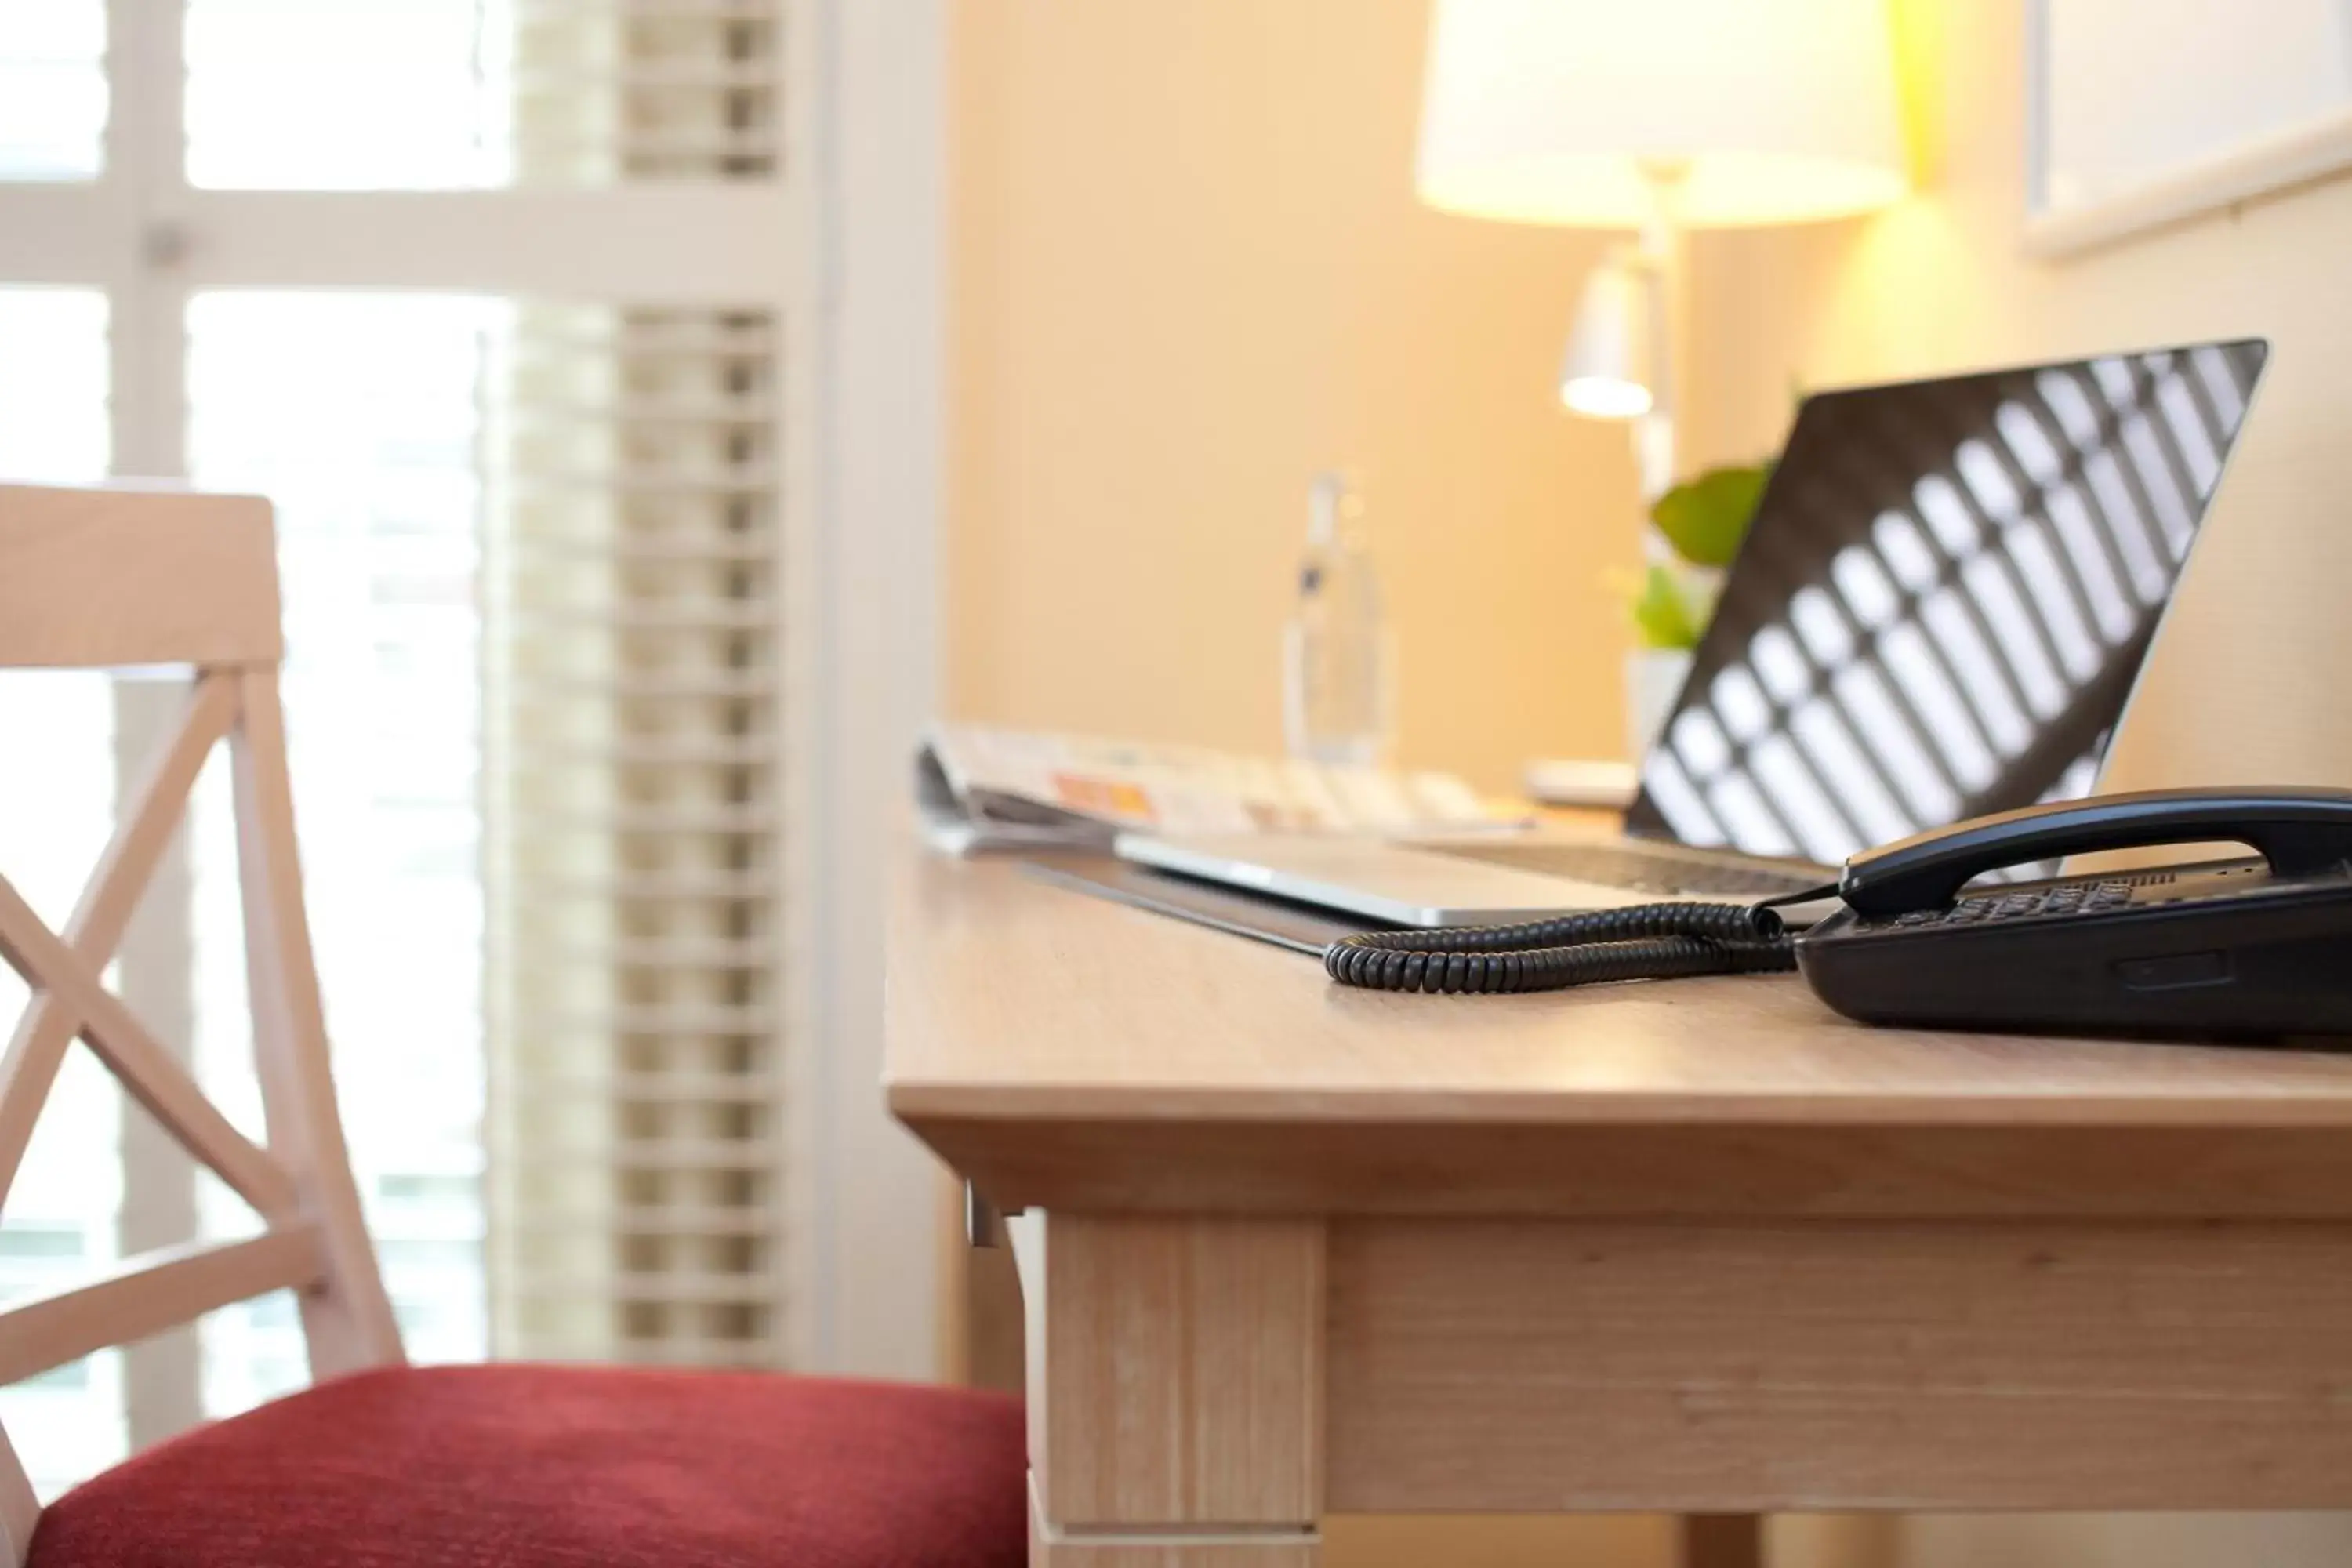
[1326,787,2352,1039]
[1802,786,2352,1037]
[1835,787,2352,916]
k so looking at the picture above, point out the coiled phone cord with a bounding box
[1323,891,1833,995]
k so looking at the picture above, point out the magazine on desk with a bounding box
[916,722,1508,855]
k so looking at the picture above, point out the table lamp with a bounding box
[1416,0,1909,499]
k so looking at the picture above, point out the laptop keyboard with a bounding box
[1426,841,1827,898]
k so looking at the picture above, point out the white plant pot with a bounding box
[1624,647,1693,763]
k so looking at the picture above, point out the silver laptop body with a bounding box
[1120,340,2271,927]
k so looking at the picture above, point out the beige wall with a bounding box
[949,8,1668,1559]
[1688,1,2352,1564]
[1689,0,2352,800]
[950,0,2352,1563]
[949,0,1645,793]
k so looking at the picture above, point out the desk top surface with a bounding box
[885,846,2352,1217]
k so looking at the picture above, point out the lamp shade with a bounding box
[1416,0,1908,228]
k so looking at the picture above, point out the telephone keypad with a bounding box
[1857,880,2166,934]
[1850,862,2292,937]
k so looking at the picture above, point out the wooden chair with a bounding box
[0,485,1025,1568]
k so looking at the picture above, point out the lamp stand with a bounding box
[1631,160,1690,527]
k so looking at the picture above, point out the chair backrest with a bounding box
[0,484,402,1565]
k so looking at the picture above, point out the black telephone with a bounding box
[1326,787,2352,1039]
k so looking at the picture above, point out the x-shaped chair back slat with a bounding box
[0,485,405,1567]
[0,673,289,1214]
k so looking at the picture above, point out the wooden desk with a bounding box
[885,848,2352,1566]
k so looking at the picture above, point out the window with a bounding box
[0,287,119,1498]
[0,1,808,1503]
[185,0,515,189]
[0,6,107,182]
[0,674,123,1494]
[186,291,503,1410]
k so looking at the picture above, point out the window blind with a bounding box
[513,0,781,182]
[0,8,803,1477]
[487,304,786,1365]
[480,0,791,1370]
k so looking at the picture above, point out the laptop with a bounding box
[1120,339,2272,927]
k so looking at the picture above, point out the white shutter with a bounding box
[3,0,821,1441]
[484,3,796,1367]
[513,2,782,183]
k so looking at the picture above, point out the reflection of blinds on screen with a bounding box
[1630,340,2267,866]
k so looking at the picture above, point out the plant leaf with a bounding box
[1649,463,1770,568]
[1630,564,1702,650]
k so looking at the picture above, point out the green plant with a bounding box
[1624,459,1772,650]
[1628,563,1703,649]
[1650,462,1770,568]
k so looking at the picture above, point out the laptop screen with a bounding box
[1625,339,2269,865]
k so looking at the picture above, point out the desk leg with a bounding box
[1682,1515,1763,1568]
[1013,1212,1325,1566]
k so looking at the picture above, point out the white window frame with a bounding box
[810,0,945,1382]
[0,0,947,1410]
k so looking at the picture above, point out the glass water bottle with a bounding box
[1283,471,1394,767]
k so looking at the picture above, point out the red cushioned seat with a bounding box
[28,1363,1028,1568]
